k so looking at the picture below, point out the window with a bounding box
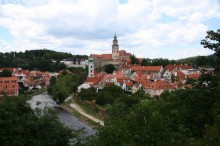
[91,66,93,68]
[91,70,92,73]
[90,74,92,76]
[5,86,7,88]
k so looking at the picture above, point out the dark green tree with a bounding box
[141,58,151,66]
[49,76,57,86]
[201,29,220,58]
[0,69,12,77]
[0,96,84,146]
[130,54,140,64]
[104,64,115,74]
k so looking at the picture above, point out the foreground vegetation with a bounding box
[0,96,91,146]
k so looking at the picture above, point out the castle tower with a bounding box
[112,34,119,60]
[88,57,94,77]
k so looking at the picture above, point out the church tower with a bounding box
[112,34,119,60]
[88,57,94,77]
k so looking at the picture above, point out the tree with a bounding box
[141,58,151,66]
[130,54,140,64]
[0,69,12,77]
[201,29,220,58]
[104,64,115,74]
[0,96,84,146]
[49,76,56,86]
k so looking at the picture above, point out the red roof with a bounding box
[91,54,112,60]
[131,65,162,72]
[165,64,192,71]
[187,73,201,79]
[143,81,177,90]
[0,68,16,73]
[176,71,186,79]
[85,77,102,84]
[125,82,133,87]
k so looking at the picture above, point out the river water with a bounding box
[28,92,96,136]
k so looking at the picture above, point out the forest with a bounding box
[0,49,88,72]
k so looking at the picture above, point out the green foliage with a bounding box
[0,96,78,146]
[130,54,140,64]
[48,68,87,104]
[93,73,220,146]
[0,69,12,77]
[201,29,220,58]
[0,49,88,72]
[49,76,56,86]
[141,58,151,66]
[104,64,115,74]
[79,87,97,101]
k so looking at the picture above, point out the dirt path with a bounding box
[69,103,104,126]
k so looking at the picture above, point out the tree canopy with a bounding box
[0,96,79,146]
[0,69,12,77]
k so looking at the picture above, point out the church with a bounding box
[90,34,131,68]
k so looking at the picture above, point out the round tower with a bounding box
[112,34,119,60]
[88,57,94,77]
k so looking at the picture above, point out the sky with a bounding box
[0,0,220,59]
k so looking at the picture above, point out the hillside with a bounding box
[0,49,88,72]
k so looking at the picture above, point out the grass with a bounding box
[60,103,102,130]
[74,99,104,121]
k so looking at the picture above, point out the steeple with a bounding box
[112,33,119,59]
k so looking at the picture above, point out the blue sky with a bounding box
[0,0,220,59]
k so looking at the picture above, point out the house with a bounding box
[132,83,142,94]
[78,83,91,93]
[122,81,133,91]
[143,81,177,96]
[0,76,19,96]
[129,65,163,77]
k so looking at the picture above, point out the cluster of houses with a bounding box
[0,68,56,96]
[78,63,202,96]
[78,35,204,97]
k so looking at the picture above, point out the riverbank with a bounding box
[60,102,104,129]
[29,92,96,135]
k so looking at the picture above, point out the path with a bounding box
[69,103,104,126]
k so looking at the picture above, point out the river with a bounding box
[28,92,96,136]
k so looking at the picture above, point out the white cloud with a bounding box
[0,0,219,59]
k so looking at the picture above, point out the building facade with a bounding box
[0,76,19,96]
[91,34,131,68]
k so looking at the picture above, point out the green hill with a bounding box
[0,49,88,72]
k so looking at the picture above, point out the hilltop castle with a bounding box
[91,34,131,68]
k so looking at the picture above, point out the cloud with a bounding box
[0,0,219,59]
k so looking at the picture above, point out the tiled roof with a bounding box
[125,81,133,87]
[131,65,162,72]
[0,68,17,73]
[187,73,201,79]
[91,54,112,60]
[85,77,102,84]
[176,71,186,79]
[165,64,192,71]
[143,81,177,90]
